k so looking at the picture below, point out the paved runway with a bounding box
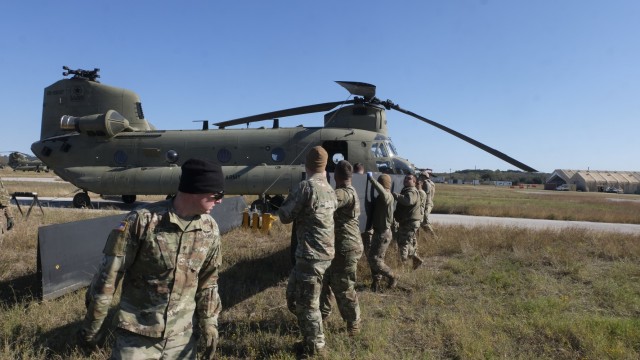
[2,176,61,183]
[431,214,640,235]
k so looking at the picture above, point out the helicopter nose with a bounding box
[392,157,416,175]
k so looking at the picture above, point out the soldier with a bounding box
[319,160,362,336]
[366,172,397,292]
[353,163,365,175]
[392,174,424,269]
[78,158,225,360]
[417,177,427,229]
[277,146,337,358]
[0,178,15,247]
[419,171,437,238]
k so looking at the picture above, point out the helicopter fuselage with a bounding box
[31,125,412,196]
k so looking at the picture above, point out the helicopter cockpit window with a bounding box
[136,102,144,120]
[386,141,397,157]
[370,142,388,158]
[376,161,392,173]
[271,147,285,162]
[217,148,232,163]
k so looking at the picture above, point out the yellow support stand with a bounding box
[251,212,261,230]
[261,213,277,234]
[241,208,277,234]
[242,209,250,228]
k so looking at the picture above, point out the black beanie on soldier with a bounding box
[179,158,225,194]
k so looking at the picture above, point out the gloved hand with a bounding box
[366,172,373,179]
[201,325,218,360]
[6,217,14,230]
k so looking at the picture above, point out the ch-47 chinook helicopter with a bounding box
[2,151,48,172]
[31,66,537,208]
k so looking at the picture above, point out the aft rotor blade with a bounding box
[214,100,354,128]
[388,103,538,172]
[335,81,376,100]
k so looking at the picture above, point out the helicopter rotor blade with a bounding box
[385,101,538,173]
[214,100,354,128]
[335,81,376,100]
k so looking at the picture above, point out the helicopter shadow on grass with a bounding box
[218,245,291,309]
[0,272,41,306]
[0,271,115,357]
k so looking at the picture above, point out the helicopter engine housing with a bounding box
[60,110,131,138]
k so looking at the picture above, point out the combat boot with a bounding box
[296,342,327,359]
[370,277,382,292]
[387,274,398,289]
[412,255,424,270]
[347,319,361,336]
[313,345,328,358]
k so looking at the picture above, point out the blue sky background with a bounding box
[1,1,638,174]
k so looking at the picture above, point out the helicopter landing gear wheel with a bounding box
[122,195,137,204]
[73,192,91,208]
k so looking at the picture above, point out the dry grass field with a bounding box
[1,172,639,359]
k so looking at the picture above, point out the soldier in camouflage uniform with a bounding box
[419,171,437,238]
[366,172,398,292]
[319,160,362,336]
[277,146,337,358]
[417,177,427,229]
[0,178,15,246]
[78,158,225,360]
[392,174,424,269]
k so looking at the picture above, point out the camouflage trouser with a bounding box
[319,250,363,322]
[421,204,436,237]
[361,229,373,256]
[0,208,7,247]
[396,221,420,261]
[367,229,394,281]
[286,258,331,349]
[110,327,196,360]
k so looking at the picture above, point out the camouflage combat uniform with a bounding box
[393,185,422,262]
[421,179,437,237]
[417,186,427,224]
[277,172,337,353]
[81,199,222,359]
[366,176,396,290]
[319,184,362,333]
[0,178,14,246]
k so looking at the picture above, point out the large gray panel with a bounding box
[336,173,405,233]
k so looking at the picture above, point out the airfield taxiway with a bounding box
[10,197,640,235]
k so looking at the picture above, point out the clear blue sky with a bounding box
[1,1,638,174]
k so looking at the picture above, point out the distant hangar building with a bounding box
[546,170,640,194]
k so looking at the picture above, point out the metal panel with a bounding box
[340,173,405,233]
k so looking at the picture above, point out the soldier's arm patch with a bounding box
[103,221,130,256]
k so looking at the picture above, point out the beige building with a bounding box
[546,170,640,194]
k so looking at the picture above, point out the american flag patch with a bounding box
[115,221,127,232]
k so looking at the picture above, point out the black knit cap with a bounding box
[179,158,225,194]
